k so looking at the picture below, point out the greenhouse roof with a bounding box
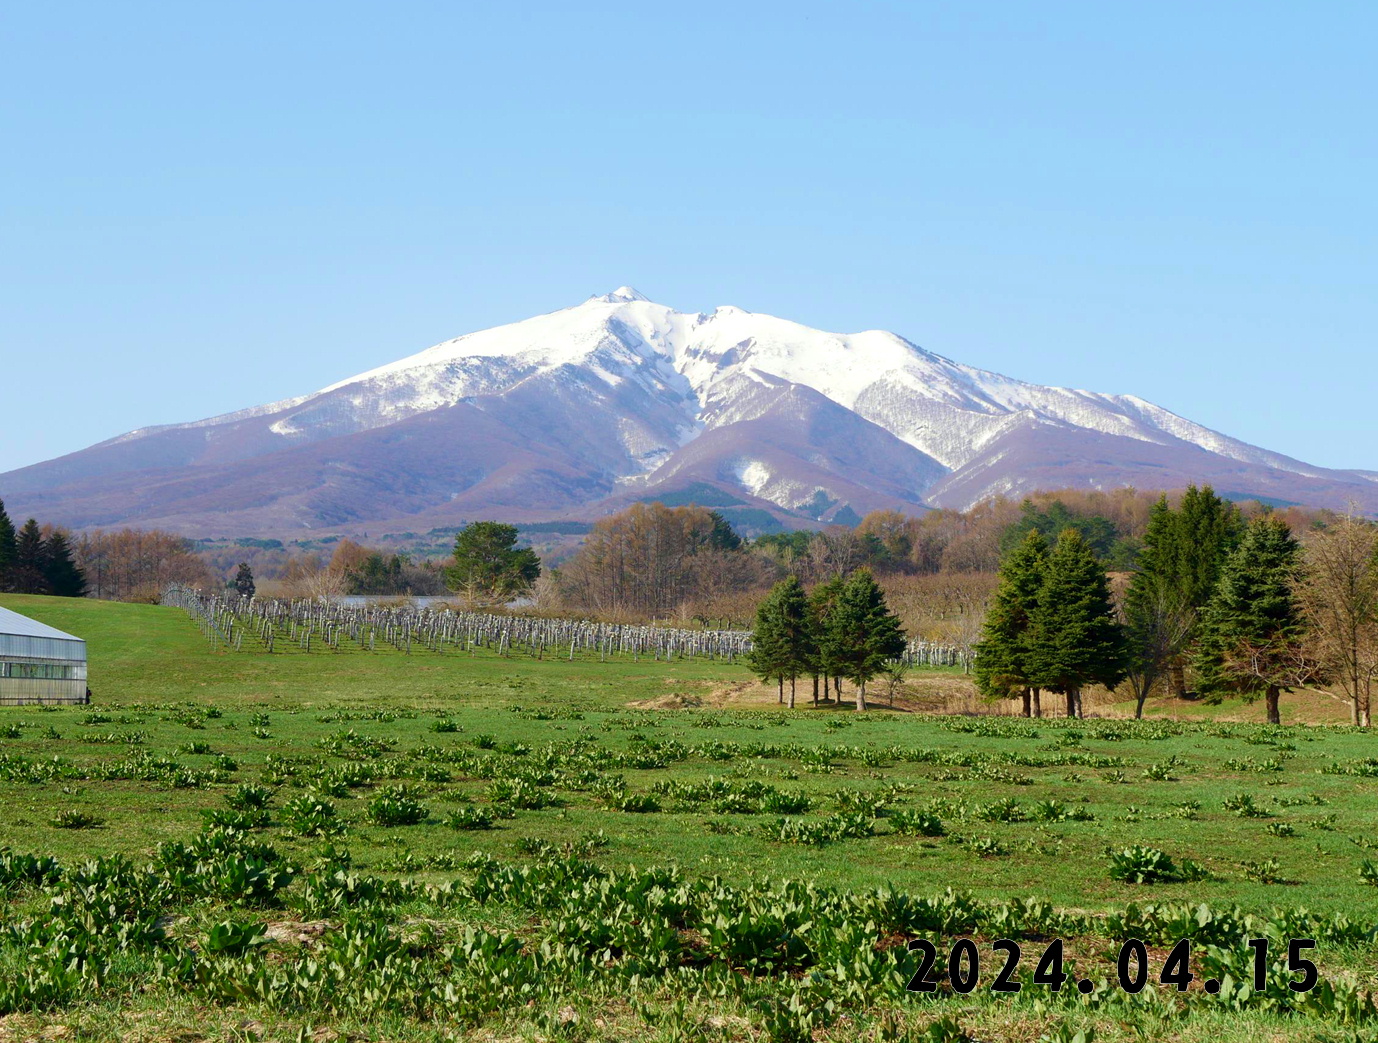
[0,605,84,644]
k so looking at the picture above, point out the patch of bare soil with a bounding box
[632,671,1357,725]
[626,692,705,709]
[263,920,331,945]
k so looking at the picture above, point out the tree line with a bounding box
[745,569,906,711]
[0,498,86,597]
[974,485,1378,726]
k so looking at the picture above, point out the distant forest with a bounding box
[0,485,1352,638]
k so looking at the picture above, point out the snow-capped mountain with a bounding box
[4,287,1374,536]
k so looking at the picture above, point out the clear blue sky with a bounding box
[2,1,1374,475]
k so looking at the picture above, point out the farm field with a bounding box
[2,594,1378,1042]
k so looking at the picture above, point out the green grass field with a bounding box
[2,594,1377,1042]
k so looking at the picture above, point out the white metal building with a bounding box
[0,605,89,705]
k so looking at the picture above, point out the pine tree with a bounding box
[1164,485,1242,697]
[41,530,87,598]
[808,576,845,705]
[234,562,256,599]
[747,576,816,708]
[773,575,815,709]
[0,497,15,592]
[1175,485,1243,609]
[12,519,50,595]
[1026,529,1127,718]
[1122,486,1241,701]
[747,583,789,703]
[1194,516,1305,725]
[447,522,541,597]
[973,529,1048,717]
[824,568,907,711]
[1122,497,1195,717]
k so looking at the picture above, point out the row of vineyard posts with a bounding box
[160,584,971,668]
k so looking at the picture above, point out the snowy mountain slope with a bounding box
[3,287,1374,536]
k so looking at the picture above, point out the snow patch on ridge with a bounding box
[729,459,773,497]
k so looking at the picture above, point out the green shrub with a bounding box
[1107,845,1178,883]
[614,793,661,813]
[888,809,945,837]
[444,807,495,830]
[281,793,344,837]
[487,777,559,810]
[202,808,270,830]
[226,783,273,811]
[761,791,812,815]
[368,788,430,826]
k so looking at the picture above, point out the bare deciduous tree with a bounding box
[74,528,218,601]
[556,503,760,619]
[281,553,347,600]
[1295,512,1378,727]
[1119,574,1196,718]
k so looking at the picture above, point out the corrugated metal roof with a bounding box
[0,605,84,644]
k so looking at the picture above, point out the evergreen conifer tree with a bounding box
[973,529,1048,717]
[1148,485,1242,697]
[1194,516,1304,725]
[234,562,256,599]
[447,522,540,597]
[747,582,789,703]
[824,568,906,711]
[808,576,846,705]
[0,497,15,592]
[12,519,50,595]
[1122,497,1195,716]
[774,575,815,709]
[747,576,816,708]
[41,530,86,598]
[1026,529,1127,718]
[1175,485,1243,608]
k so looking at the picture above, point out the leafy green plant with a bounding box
[1223,792,1270,818]
[444,807,495,830]
[368,788,430,826]
[761,791,812,814]
[487,777,559,810]
[202,807,270,830]
[889,809,945,837]
[51,809,102,829]
[1142,759,1178,781]
[975,797,1025,823]
[201,919,268,956]
[969,836,1006,857]
[281,793,344,837]
[614,792,661,813]
[1108,845,1179,883]
[1241,857,1285,884]
[226,783,273,811]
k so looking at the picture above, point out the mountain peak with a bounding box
[593,286,650,304]
[6,288,1375,537]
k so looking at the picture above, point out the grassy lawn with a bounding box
[2,594,1377,1042]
